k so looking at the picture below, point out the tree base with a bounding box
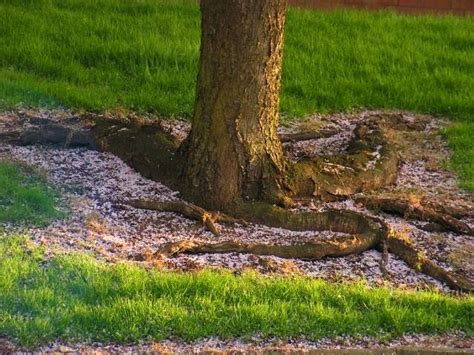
[2,110,472,292]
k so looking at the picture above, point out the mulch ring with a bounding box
[0,109,472,293]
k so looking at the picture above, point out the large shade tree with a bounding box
[180,0,399,211]
[182,0,289,210]
[77,0,474,291]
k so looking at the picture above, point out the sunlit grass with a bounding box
[0,236,472,348]
[0,161,64,225]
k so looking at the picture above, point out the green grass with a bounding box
[0,161,63,225]
[0,0,473,188]
[0,236,472,348]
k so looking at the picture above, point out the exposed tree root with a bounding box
[135,201,383,259]
[2,123,96,149]
[290,119,399,201]
[130,200,473,292]
[386,235,474,292]
[126,199,246,236]
[150,236,374,260]
[421,198,474,219]
[92,120,183,187]
[279,127,338,143]
[4,114,400,203]
[3,113,472,292]
[357,195,473,236]
[91,117,401,204]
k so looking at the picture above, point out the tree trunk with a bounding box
[181,0,289,211]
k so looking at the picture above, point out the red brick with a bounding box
[399,0,422,6]
[452,0,474,11]
[289,0,474,15]
[288,0,473,15]
[426,0,452,9]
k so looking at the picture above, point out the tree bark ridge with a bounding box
[181,0,289,210]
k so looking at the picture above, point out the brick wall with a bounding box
[289,0,473,16]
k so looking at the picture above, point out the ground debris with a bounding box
[1,109,472,293]
[17,332,474,354]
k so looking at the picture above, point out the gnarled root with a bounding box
[152,235,376,260]
[130,200,473,292]
[290,120,399,201]
[154,234,474,292]
[126,199,245,236]
[148,203,383,259]
[93,117,400,204]
[386,233,474,291]
[279,127,339,143]
[92,120,183,187]
[357,195,473,235]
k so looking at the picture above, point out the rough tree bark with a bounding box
[181,0,289,210]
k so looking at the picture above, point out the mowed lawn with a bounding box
[0,0,473,188]
[0,160,64,225]
[1,236,473,347]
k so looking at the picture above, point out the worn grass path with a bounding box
[0,0,473,189]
